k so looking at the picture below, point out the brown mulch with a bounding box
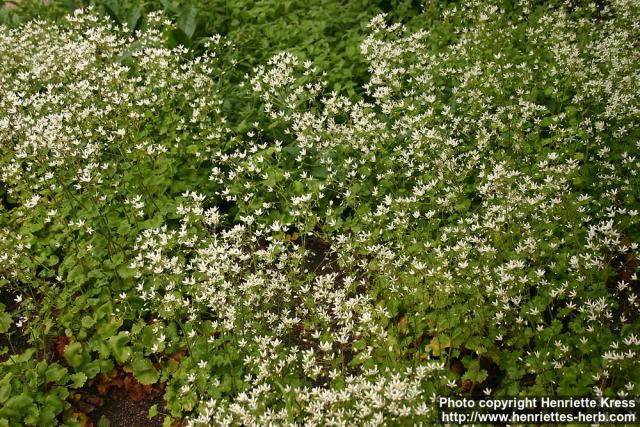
[67,368,167,427]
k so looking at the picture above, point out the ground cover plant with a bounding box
[0,0,639,425]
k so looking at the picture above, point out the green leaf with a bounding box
[465,335,486,354]
[96,301,114,320]
[427,334,451,357]
[70,372,88,389]
[108,333,132,364]
[5,393,33,409]
[127,1,142,33]
[100,359,115,374]
[0,383,11,403]
[159,0,175,12]
[148,404,158,418]
[83,360,102,379]
[310,166,328,179]
[97,318,122,339]
[103,0,122,24]
[39,397,62,426]
[132,357,159,385]
[67,264,86,285]
[178,6,198,39]
[64,342,84,368]
[293,181,304,195]
[0,311,10,334]
[167,28,191,48]
[36,360,48,377]
[462,360,488,384]
[81,315,95,329]
[97,416,111,427]
[117,264,134,279]
[283,146,300,156]
[45,364,69,384]
[11,348,36,363]
[235,119,249,133]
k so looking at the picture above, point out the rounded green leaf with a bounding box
[64,342,84,368]
[132,357,159,385]
[108,333,132,364]
[45,363,69,384]
[5,393,33,409]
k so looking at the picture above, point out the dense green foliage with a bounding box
[0,0,422,97]
[0,0,639,425]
